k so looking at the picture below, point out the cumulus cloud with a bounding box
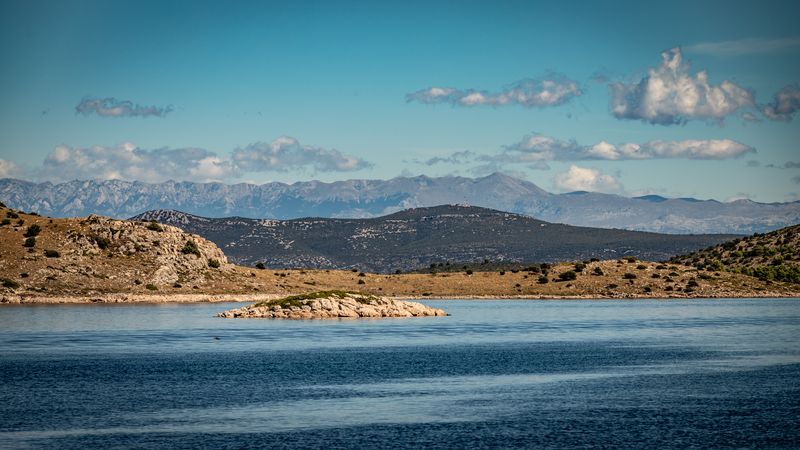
[553,165,622,193]
[40,143,236,183]
[0,159,19,178]
[35,137,370,182]
[610,48,754,124]
[407,74,582,108]
[231,137,372,173]
[75,97,173,118]
[762,85,800,121]
[499,132,754,161]
[684,37,800,56]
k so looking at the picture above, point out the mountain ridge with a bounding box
[2,174,798,234]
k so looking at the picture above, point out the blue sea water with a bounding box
[0,299,799,449]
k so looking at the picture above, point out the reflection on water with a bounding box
[1,299,799,448]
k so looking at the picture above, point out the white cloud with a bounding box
[75,97,172,118]
[554,165,622,193]
[501,132,754,161]
[684,37,800,56]
[407,75,582,108]
[610,48,754,124]
[0,159,19,178]
[231,137,372,173]
[762,85,800,121]
[35,137,370,182]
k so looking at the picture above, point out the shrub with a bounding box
[181,240,201,257]
[145,284,158,291]
[687,280,699,288]
[173,283,182,288]
[2,279,20,289]
[357,279,365,285]
[623,273,637,280]
[146,221,163,232]
[23,224,41,237]
[625,256,637,263]
[207,258,221,268]
[0,218,10,226]
[643,287,652,293]
[6,211,19,219]
[358,272,366,277]
[465,269,473,275]
[593,267,604,276]
[0,201,4,208]
[574,263,586,272]
[255,262,266,270]
[23,237,36,248]
[44,249,60,258]
[590,258,600,262]
[20,273,28,278]
[16,219,24,226]
[665,286,674,291]
[651,273,661,279]
[537,275,549,284]
[558,270,577,281]
[636,264,647,270]
[499,271,505,276]
[351,268,358,272]
[607,283,618,289]
[655,264,667,270]
[698,273,712,280]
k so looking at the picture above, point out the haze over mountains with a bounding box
[133,205,738,272]
[2,173,798,234]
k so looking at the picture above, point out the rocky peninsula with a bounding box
[217,291,447,319]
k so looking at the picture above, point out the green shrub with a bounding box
[146,221,163,232]
[23,237,36,248]
[44,249,60,258]
[0,218,10,226]
[593,267,604,276]
[636,264,647,270]
[255,262,266,270]
[623,273,637,280]
[607,283,618,289]
[207,258,220,268]
[687,280,699,287]
[6,211,19,219]
[357,279,365,284]
[2,279,20,289]
[574,263,586,272]
[537,275,549,284]
[145,284,158,291]
[181,240,201,257]
[558,270,577,281]
[625,256,637,263]
[23,224,41,237]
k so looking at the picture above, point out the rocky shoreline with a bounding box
[217,291,447,319]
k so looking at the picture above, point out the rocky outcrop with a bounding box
[217,291,447,319]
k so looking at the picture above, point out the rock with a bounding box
[217,291,447,320]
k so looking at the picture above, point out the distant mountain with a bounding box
[670,224,800,283]
[132,205,739,272]
[2,174,798,234]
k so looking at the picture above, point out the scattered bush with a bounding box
[651,273,661,279]
[698,273,712,280]
[636,264,647,270]
[590,258,600,262]
[0,218,10,226]
[607,283,618,289]
[465,269,473,275]
[574,263,586,272]
[207,258,221,268]
[44,249,60,258]
[146,221,163,232]
[255,262,266,270]
[665,286,674,291]
[6,211,19,219]
[593,267,604,276]
[687,280,699,288]
[625,256,637,263]
[358,272,366,277]
[2,279,20,289]
[537,275,549,284]
[357,279,365,285]
[558,270,577,281]
[145,284,158,291]
[16,219,24,226]
[181,240,201,257]
[23,237,36,248]
[499,271,505,276]
[643,286,652,293]
[623,273,637,280]
[23,224,41,237]
[0,201,5,208]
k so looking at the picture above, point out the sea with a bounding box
[1,299,799,449]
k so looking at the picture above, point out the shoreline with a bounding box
[2,292,798,305]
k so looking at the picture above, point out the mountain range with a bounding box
[2,173,798,234]
[133,205,739,272]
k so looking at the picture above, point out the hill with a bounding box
[132,205,740,273]
[2,173,798,234]
[669,224,800,283]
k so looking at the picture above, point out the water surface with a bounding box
[1,299,799,448]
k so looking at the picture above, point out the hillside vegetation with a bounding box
[670,224,800,283]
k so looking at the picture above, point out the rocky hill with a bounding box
[2,173,798,234]
[670,224,800,283]
[133,205,740,273]
[0,202,234,296]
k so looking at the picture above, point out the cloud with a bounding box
[793,175,800,184]
[75,97,173,118]
[762,85,800,121]
[407,74,582,108]
[684,37,800,56]
[553,165,622,193]
[0,159,19,178]
[610,48,754,124]
[34,137,370,183]
[231,137,372,173]
[499,132,754,161]
[785,161,800,169]
[422,150,476,166]
[40,143,236,183]
[746,160,760,167]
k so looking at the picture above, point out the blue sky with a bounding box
[1,0,799,201]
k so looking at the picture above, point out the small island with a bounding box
[217,290,447,319]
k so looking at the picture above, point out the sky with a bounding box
[0,0,799,202]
